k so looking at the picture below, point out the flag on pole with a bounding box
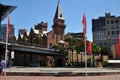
[87,41,92,55]
[118,33,120,56]
[82,13,86,44]
[7,14,11,38]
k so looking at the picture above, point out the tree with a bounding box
[100,46,109,55]
[73,38,84,66]
[65,37,75,66]
[21,36,28,45]
[33,34,42,45]
[92,44,101,55]
[51,44,60,52]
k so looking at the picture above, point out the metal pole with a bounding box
[91,42,93,67]
[91,52,93,67]
[4,13,9,76]
[84,36,87,76]
[4,24,8,76]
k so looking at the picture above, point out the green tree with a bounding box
[21,36,28,45]
[33,34,42,45]
[100,46,109,55]
[65,37,76,66]
[92,44,101,55]
[51,44,60,52]
[74,38,84,66]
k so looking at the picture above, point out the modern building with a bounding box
[0,3,16,42]
[0,3,16,25]
[92,13,120,49]
[0,24,15,42]
[0,3,16,62]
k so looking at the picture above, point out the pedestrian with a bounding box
[0,62,3,79]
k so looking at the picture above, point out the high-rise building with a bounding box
[92,13,120,50]
[0,24,15,41]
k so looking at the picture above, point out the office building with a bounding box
[0,24,15,41]
[92,13,120,52]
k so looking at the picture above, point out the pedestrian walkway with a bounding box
[1,75,120,80]
[3,67,120,76]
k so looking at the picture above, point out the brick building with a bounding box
[18,1,66,48]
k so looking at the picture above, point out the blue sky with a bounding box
[1,0,120,41]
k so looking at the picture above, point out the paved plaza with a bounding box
[1,74,120,80]
[0,67,120,80]
[3,67,120,76]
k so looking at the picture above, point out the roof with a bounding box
[54,1,64,20]
[0,3,16,21]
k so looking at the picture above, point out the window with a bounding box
[111,20,114,24]
[116,30,119,34]
[50,43,52,47]
[111,31,115,35]
[111,25,114,29]
[115,20,119,23]
[108,31,110,35]
[107,20,109,24]
[116,25,119,29]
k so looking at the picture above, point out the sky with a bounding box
[1,0,120,41]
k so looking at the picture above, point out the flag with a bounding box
[118,33,120,56]
[82,13,86,44]
[87,41,92,55]
[7,14,11,38]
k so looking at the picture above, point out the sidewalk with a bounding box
[4,67,120,76]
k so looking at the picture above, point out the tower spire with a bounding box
[54,0,64,21]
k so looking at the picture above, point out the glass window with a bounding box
[116,25,119,29]
[115,20,119,23]
[107,20,109,24]
[111,20,114,24]
[108,31,110,35]
[116,30,119,35]
[111,31,115,35]
[111,25,114,29]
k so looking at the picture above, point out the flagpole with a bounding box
[91,49,93,67]
[4,13,9,76]
[91,46,93,67]
[85,36,87,76]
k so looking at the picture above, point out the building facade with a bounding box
[47,1,66,47]
[17,1,66,48]
[92,13,120,51]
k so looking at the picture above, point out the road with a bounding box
[1,74,120,80]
